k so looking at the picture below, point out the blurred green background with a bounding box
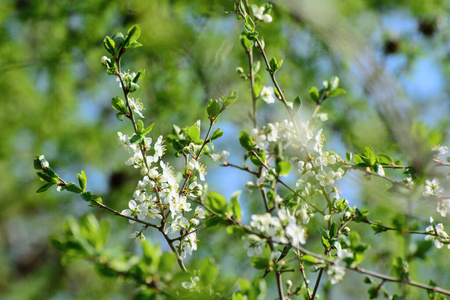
[0,0,449,299]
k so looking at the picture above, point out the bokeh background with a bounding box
[0,0,449,299]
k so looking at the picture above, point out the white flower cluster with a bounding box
[118,131,206,255]
[425,217,450,249]
[327,249,353,284]
[249,208,307,248]
[252,5,273,23]
[432,145,448,163]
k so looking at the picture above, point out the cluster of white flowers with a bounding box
[118,131,206,255]
[249,209,307,248]
[116,70,136,88]
[327,249,353,284]
[422,179,442,197]
[210,150,230,162]
[243,234,264,257]
[252,5,273,23]
[425,217,450,249]
[432,145,448,163]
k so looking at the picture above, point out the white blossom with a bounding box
[252,5,273,23]
[260,86,276,103]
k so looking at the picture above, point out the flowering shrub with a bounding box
[34,2,450,299]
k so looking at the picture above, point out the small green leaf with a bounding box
[207,99,222,119]
[137,120,144,134]
[376,154,393,165]
[221,90,238,112]
[293,96,302,115]
[301,255,319,265]
[103,36,115,55]
[129,134,144,144]
[240,34,252,50]
[205,215,224,227]
[228,191,242,220]
[80,191,93,202]
[346,152,352,162]
[328,88,346,97]
[65,183,83,194]
[244,15,255,32]
[77,171,87,191]
[36,182,54,193]
[211,128,223,141]
[309,86,319,102]
[111,97,126,113]
[353,154,363,164]
[254,75,263,96]
[199,257,218,285]
[250,150,266,167]
[124,24,141,47]
[276,161,291,177]
[37,172,55,183]
[360,146,376,166]
[205,192,227,214]
[133,69,145,83]
[141,123,154,136]
[239,131,254,151]
[317,226,330,240]
[188,125,200,141]
[269,57,278,73]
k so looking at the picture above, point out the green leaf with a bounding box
[254,75,263,96]
[111,97,126,113]
[127,41,143,48]
[133,69,145,83]
[413,240,432,260]
[309,86,319,102]
[141,123,154,136]
[228,191,242,220]
[293,96,302,115]
[244,15,255,32]
[360,146,376,166]
[353,154,363,164]
[276,161,291,177]
[77,171,87,191]
[250,256,269,270]
[328,88,346,97]
[205,215,224,228]
[103,36,115,55]
[188,125,200,141]
[199,257,218,285]
[80,191,93,202]
[240,34,252,50]
[36,182,54,193]
[210,128,223,141]
[37,171,54,183]
[376,154,393,165]
[330,222,338,238]
[205,192,227,214]
[250,150,265,167]
[124,24,141,47]
[239,131,254,151]
[317,226,330,240]
[158,253,176,273]
[65,183,83,194]
[207,99,222,119]
[221,90,238,111]
[301,255,319,265]
[33,155,44,170]
[269,57,278,73]
[129,134,144,144]
[137,120,144,134]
